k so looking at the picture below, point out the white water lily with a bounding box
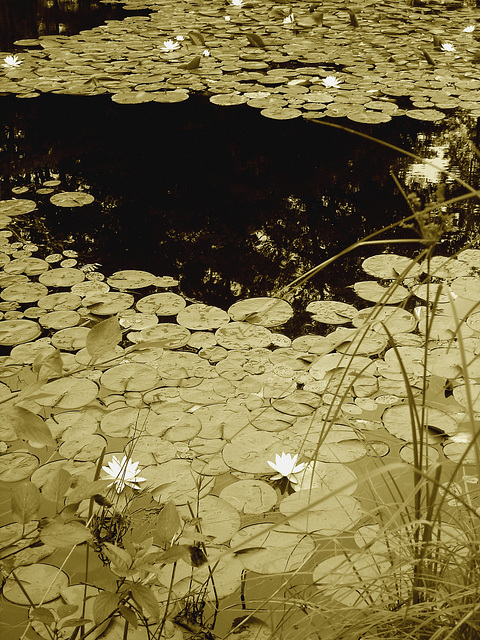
[2,55,22,68]
[102,455,146,493]
[267,452,307,483]
[203,49,211,57]
[441,43,456,52]
[231,0,244,5]
[175,35,185,41]
[283,13,295,25]
[322,75,342,88]
[464,25,475,33]
[225,15,231,21]
[161,40,181,52]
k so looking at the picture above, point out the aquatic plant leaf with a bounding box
[0,319,42,345]
[130,584,160,622]
[136,292,186,316]
[210,94,247,106]
[0,199,36,216]
[0,404,55,447]
[101,363,158,392]
[31,378,98,409]
[180,55,201,70]
[245,33,266,48]
[93,591,119,625]
[306,300,358,325]
[361,254,423,279]
[2,563,69,604]
[86,316,122,358]
[39,267,85,287]
[231,524,314,573]
[219,480,277,514]
[216,321,272,349]
[11,481,41,524]
[353,281,409,303]
[182,495,241,544]
[280,490,362,534]
[65,479,111,505]
[228,297,293,327]
[50,192,94,207]
[40,521,93,548]
[154,501,181,544]
[188,31,205,46]
[107,270,157,290]
[41,468,72,505]
[177,303,230,330]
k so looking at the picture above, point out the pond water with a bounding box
[2,2,480,639]
[1,93,480,334]
[0,0,151,51]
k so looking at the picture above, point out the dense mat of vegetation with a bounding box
[2,0,480,122]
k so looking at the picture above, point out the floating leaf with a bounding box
[11,481,41,524]
[177,303,230,330]
[136,292,186,316]
[0,452,39,482]
[306,300,358,325]
[0,404,55,447]
[107,270,157,290]
[86,316,122,359]
[3,564,69,605]
[50,192,94,207]
[353,281,409,303]
[280,490,362,534]
[0,199,37,216]
[40,521,93,548]
[219,480,277,514]
[228,297,293,327]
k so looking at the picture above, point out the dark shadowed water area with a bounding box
[0,0,152,51]
[1,93,480,336]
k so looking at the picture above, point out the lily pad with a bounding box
[306,300,358,325]
[0,451,40,482]
[1,282,49,303]
[50,192,94,207]
[176,303,230,330]
[228,297,293,327]
[353,281,409,304]
[280,490,362,534]
[362,254,423,279]
[231,524,314,573]
[0,199,37,216]
[107,270,158,289]
[215,322,272,349]
[136,292,186,315]
[3,563,69,605]
[0,319,41,345]
[219,480,278,514]
[101,363,158,392]
[39,268,85,288]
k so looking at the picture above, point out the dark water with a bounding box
[1,93,479,320]
[0,0,150,50]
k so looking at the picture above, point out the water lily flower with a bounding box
[2,55,22,68]
[322,75,342,88]
[464,25,475,33]
[441,43,456,52]
[203,49,210,57]
[161,40,181,52]
[231,0,244,5]
[102,456,146,493]
[283,13,295,25]
[175,35,185,41]
[225,16,231,21]
[267,452,307,483]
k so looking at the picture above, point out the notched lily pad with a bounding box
[50,192,94,207]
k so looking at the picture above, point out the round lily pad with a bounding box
[141,458,214,504]
[219,480,278,514]
[153,90,189,103]
[4,257,50,275]
[231,524,314,573]
[210,93,247,106]
[136,292,186,315]
[39,311,81,330]
[362,254,423,279]
[38,292,82,310]
[82,292,134,315]
[39,268,85,288]
[406,108,445,121]
[132,322,189,349]
[100,363,158,392]
[352,306,416,334]
[182,495,241,544]
[215,322,272,349]
[0,452,40,481]
[228,297,293,327]
[107,270,158,289]
[222,429,283,473]
[0,199,37,216]
[34,377,98,409]
[353,281,409,304]
[59,433,107,461]
[306,300,358,324]
[260,107,303,119]
[383,404,458,440]
[1,282,49,303]
[50,192,94,207]
[51,327,90,351]
[3,563,69,605]
[280,490,362,534]
[0,319,41,345]
[177,303,230,330]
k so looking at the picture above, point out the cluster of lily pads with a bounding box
[0,184,480,637]
[2,0,480,123]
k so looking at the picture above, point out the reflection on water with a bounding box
[0,0,148,50]
[0,94,479,317]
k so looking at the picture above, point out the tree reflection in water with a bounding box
[0,94,478,322]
